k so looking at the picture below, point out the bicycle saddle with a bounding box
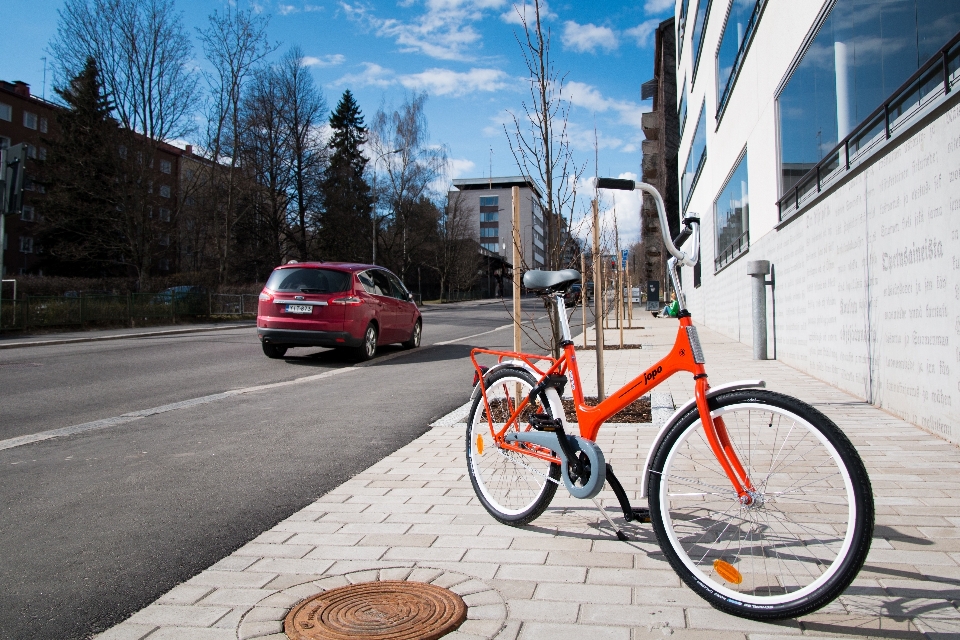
[522,269,581,292]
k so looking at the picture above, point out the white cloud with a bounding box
[278,4,298,15]
[500,1,555,25]
[302,54,346,67]
[399,67,510,96]
[564,80,651,131]
[644,0,675,14]
[333,62,395,88]
[571,172,643,246]
[625,19,661,48]
[333,63,512,97]
[561,20,618,53]
[342,0,508,61]
[447,157,476,179]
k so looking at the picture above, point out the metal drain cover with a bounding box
[284,580,468,640]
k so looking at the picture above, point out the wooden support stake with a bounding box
[512,186,521,355]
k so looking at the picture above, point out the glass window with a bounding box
[159,185,171,198]
[714,153,750,271]
[39,147,47,161]
[478,196,499,207]
[479,227,498,237]
[682,103,707,207]
[480,211,499,222]
[266,267,351,293]
[0,136,9,149]
[0,102,11,121]
[679,0,691,55]
[386,272,410,300]
[370,270,393,297]
[779,0,960,195]
[691,0,713,81]
[159,208,171,222]
[20,236,33,253]
[481,242,499,253]
[21,206,35,222]
[160,159,172,174]
[717,0,762,110]
[678,80,688,136]
[23,112,38,129]
[357,271,377,294]
[39,117,48,133]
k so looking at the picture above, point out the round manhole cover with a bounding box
[284,580,468,640]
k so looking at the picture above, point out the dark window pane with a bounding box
[266,268,351,293]
[682,104,708,206]
[778,0,960,197]
[371,270,392,297]
[691,0,713,79]
[714,154,750,270]
[717,0,761,107]
[678,81,688,136]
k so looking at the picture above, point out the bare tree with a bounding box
[278,46,327,260]
[368,94,446,281]
[506,0,584,270]
[429,191,479,302]
[198,6,274,283]
[50,0,199,142]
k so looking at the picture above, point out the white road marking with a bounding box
[0,316,545,453]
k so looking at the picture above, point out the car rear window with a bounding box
[266,268,351,293]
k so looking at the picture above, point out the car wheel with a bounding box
[354,323,378,361]
[402,320,422,349]
[262,343,288,359]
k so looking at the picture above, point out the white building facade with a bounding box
[675,0,960,442]
[447,177,547,270]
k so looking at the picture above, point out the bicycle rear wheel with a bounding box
[648,389,873,620]
[466,368,561,526]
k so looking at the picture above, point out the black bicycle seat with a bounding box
[522,269,581,292]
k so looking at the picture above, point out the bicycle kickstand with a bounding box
[591,497,631,542]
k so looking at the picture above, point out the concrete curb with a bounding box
[0,323,255,350]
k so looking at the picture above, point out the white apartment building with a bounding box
[674,0,960,442]
[447,176,547,270]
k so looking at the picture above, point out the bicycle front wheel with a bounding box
[466,368,561,526]
[648,389,874,620]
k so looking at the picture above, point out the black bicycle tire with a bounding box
[466,368,561,526]
[648,389,874,620]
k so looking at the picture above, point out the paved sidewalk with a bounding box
[97,319,960,640]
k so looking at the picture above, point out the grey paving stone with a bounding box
[93,623,157,640]
[156,584,213,605]
[686,607,802,634]
[238,619,284,639]
[579,603,685,628]
[506,598,580,622]
[519,621,631,639]
[147,629,238,640]
[198,588,276,607]
[534,582,632,604]
[126,604,232,627]
[496,564,587,584]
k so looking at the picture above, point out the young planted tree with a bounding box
[320,90,373,262]
[430,191,480,302]
[506,0,584,270]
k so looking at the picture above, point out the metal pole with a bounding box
[592,199,604,400]
[618,263,623,347]
[626,258,632,328]
[0,147,6,329]
[747,260,771,360]
[581,252,587,348]
[512,186,522,355]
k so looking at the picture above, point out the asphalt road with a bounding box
[0,297,563,640]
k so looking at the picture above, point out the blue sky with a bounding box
[1,0,676,241]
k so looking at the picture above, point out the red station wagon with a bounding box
[257,262,422,361]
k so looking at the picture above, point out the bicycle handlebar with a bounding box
[594,177,699,268]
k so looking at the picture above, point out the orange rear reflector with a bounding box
[476,434,484,456]
[713,559,743,584]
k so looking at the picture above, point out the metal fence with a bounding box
[0,292,258,332]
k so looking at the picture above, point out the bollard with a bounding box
[746,260,770,360]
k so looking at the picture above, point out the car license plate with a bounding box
[286,304,312,314]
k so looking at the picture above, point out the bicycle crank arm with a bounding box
[504,432,606,499]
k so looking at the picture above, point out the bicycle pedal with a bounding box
[630,507,652,524]
[529,415,562,432]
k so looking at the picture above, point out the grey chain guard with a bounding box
[503,431,606,499]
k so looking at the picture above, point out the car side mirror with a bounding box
[407,293,415,302]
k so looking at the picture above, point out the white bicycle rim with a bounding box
[468,375,558,517]
[658,402,857,606]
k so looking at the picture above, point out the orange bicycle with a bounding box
[465,178,874,621]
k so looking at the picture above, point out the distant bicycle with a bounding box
[464,178,874,621]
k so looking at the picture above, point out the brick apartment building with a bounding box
[0,79,185,278]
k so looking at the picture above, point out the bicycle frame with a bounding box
[470,291,757,502]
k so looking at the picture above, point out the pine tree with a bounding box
[319,90,373,262]
[39,56,122,275]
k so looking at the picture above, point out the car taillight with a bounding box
[331,296,362,305]
[259,292,272,302]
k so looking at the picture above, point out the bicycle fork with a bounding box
[694,377,756,503]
